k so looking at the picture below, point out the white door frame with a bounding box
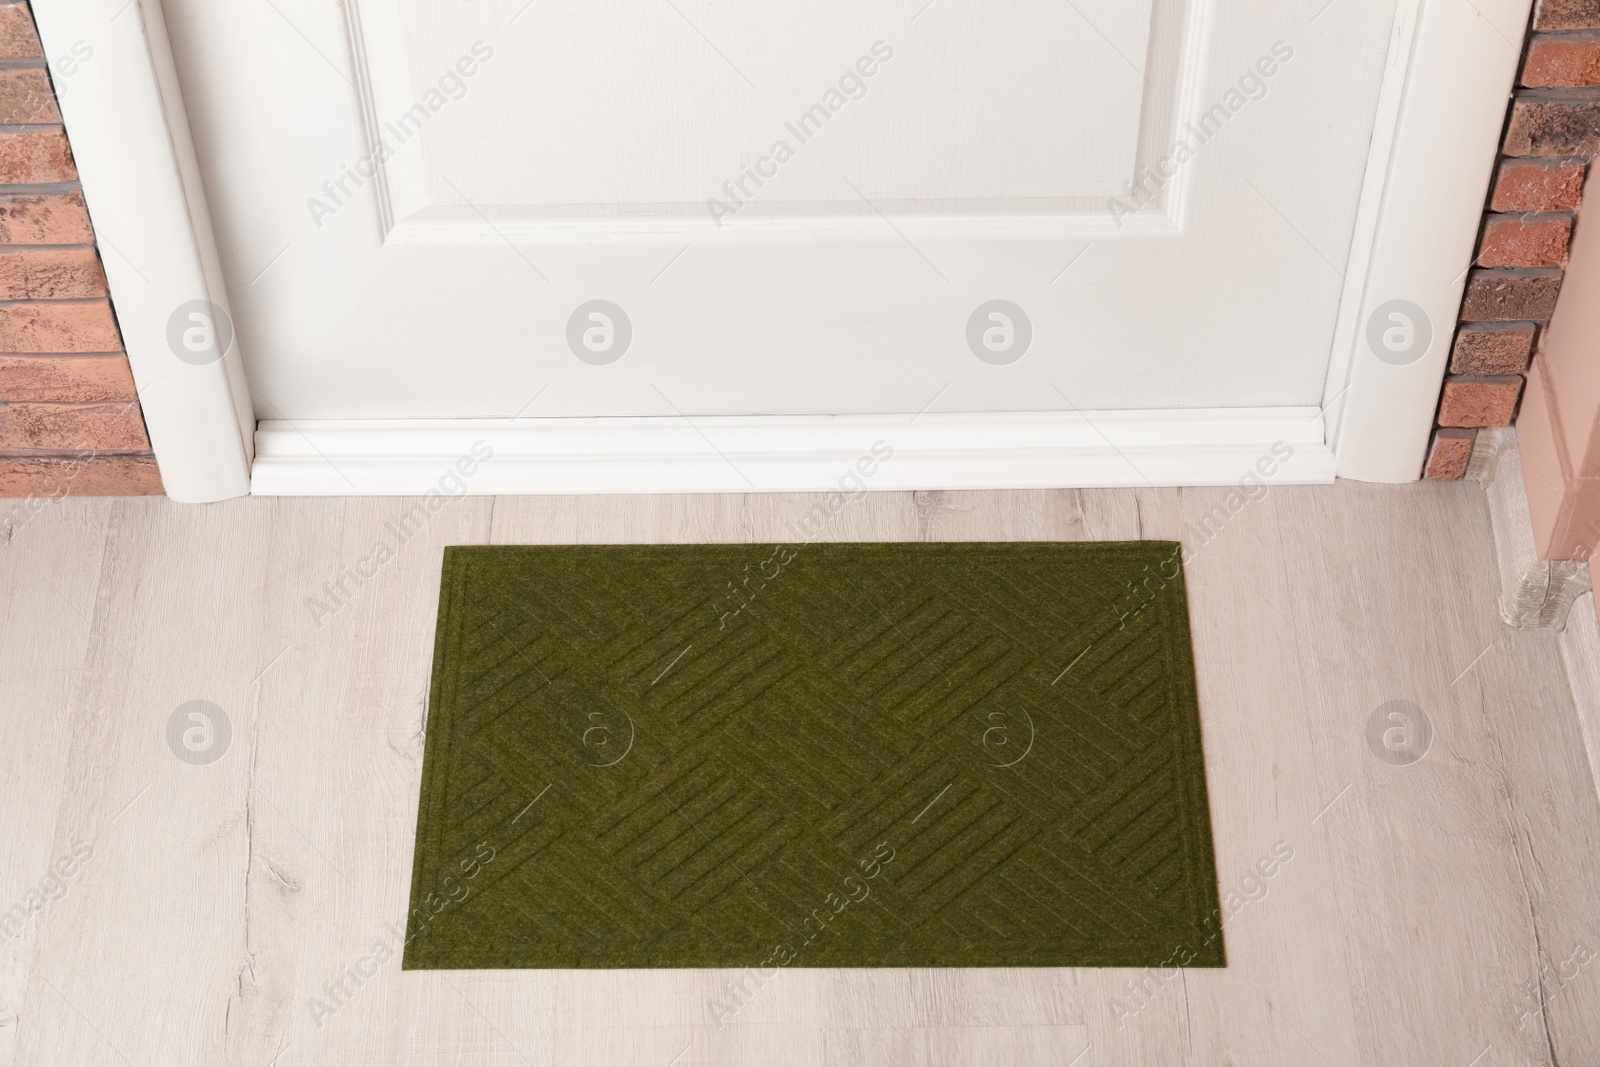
[34,0,1529,502]
[1322,0,1532,481]
[32,0,253,503]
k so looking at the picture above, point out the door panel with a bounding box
[402,3,1154,210]
[165,0,1399,420]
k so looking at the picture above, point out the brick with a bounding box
[0,355,136,401]
[0,66,56,124]
[0,400,150,451]
[1438,375,1524,427]
[0,247,104,300]
[1536,0,1600,30]
[0,453,162,498]
[1491,159,1587,211]
[0,191,94,244]
[1449,323,1537,374]
[1524,33,1600,85]
[1459,269,1565,320]
[0,301,121,353]
[1424,428,1477,479]
[1504,96,1600,154]
[0,127,74,183]
[1477,214,1573,267]
[0,4,41,59]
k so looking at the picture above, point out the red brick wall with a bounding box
[0,0,161,498]
[1425,0,1600,478]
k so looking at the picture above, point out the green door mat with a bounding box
[404,543,1225,970]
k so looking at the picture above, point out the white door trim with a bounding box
[31,0,252,503]
[249,408,1333,495]
[1323,0,1533,481]
[58,0,1529,498]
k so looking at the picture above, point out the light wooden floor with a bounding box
[2,481,1598,1066]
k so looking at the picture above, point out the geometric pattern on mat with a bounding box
[404,542,1224,969]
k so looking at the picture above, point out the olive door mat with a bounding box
[404,542,1225,970]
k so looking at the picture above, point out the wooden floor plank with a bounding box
[0,498,112,1064]
[1277,481,1600,1067]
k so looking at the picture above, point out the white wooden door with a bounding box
[40,0,1530,497]
[161,0,1398,421]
